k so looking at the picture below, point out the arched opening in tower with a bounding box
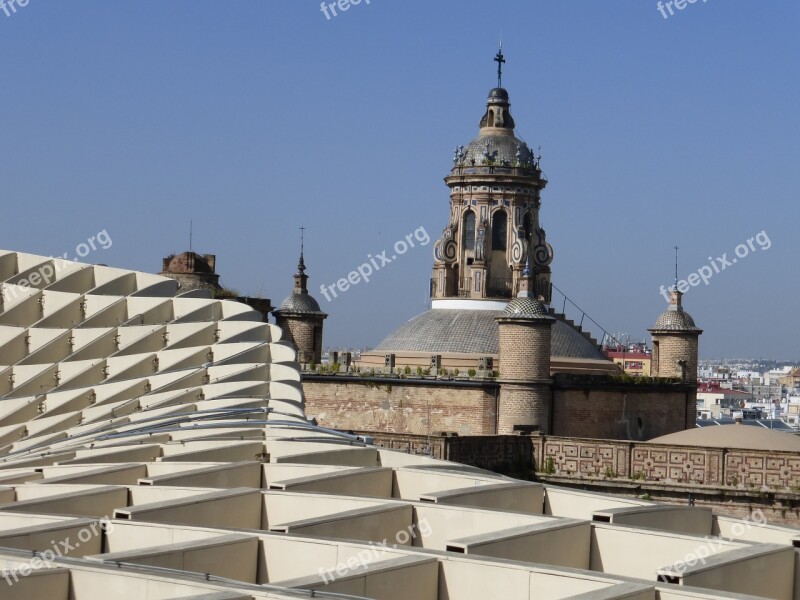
[490,210,511,295]
[463,210,476,251]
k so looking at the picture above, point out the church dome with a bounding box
[452,86,539,170]
[461,133,535,167]
[374,307,605,360]
[487,87,509,102]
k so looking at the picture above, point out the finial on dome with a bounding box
[294,226,309,294]
[494,43,505,88]
[298,226,306,274]
[673,245,679,290]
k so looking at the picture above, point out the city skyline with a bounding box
[1,1,797,359]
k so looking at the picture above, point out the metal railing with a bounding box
[487,277,513,298]
[550,283,624,349]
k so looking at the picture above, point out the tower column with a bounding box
[273,236,327,367]
[649,289,702,382]
[649,288,702,431]
[495,292,555,434]
[431,61,552,303]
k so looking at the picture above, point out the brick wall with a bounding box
[498,382,552,435]
[275,316,323,363]
[160,272,218,291]
[303,376,499,435]
[552,387,691,441]
[651,333,698,382]
[497,320,551,380]
[304,374,693,440]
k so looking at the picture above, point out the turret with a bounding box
[273,239,327,366]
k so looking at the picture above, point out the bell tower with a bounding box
[432,49,554,302]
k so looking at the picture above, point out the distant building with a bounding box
[779,367,800,389]
[697,383,754,417]
[605,350,652,376]
[159,251,221,291]
[765,366,793,385]
[303,56,702,441]
[159,250,272,321]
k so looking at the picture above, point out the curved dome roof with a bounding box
[650,425,800,452]
[374,308,606,360]
[462,133,535,167]
[504,297,553,319]
[651,306,701,332]
[452,86,539,170]
[650,289,702,334]
[277,292,324,314]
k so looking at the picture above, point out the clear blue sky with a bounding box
[1,1,798,360]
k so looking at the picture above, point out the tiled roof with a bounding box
[650,306,702,333]
[503,297,554,320]
[275,292,324,315]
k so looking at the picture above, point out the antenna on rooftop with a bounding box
[674,245,679,289]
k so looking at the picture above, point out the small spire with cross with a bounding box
[674,245,679,290]
[294,226,309,294]
[494,43,505,88]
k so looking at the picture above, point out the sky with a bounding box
[1,1,798,360]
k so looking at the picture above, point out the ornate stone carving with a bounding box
[434,223,458,264]
[531,227,554,268]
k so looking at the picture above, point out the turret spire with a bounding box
[298,226,306,273]
[294,226,308,294]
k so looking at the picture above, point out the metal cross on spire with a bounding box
[494,43,506,88]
